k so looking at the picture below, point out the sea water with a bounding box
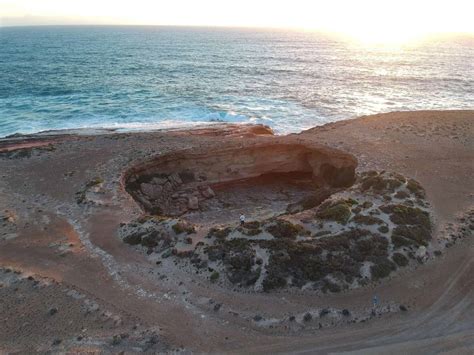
[0,26,472,137]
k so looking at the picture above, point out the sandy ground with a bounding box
[0,111,473,353]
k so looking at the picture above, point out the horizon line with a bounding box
[1,23,473,37]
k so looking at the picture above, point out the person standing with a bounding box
[239,214,246,226]
[373,295,379,308]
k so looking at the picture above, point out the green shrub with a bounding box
[361,170,378,178]
[87,177,104,187]
[207,227,232,239]
[387,179,403,190]
[361,175,387,191]
[407,179,425,198]
[391,173,407,183]
[240,221,262,236]
[316,201,352,224]
[392,252,409,266]
[353,234,388,261]
[394,190,410,199]
[380,204,431,230]
[111,335,121,346]
[123,232,143,245]
[210,271,220,283]
[392,225,431,246]
[345,198,358,205]
[242,228,262,236]
[205,245,225,261]
[370,258,396,279]
[360,172,403,193]
[266,220,306,239]
[141,234,158,248]
[172,222,196,235]
[262,272,287,292]
[243,221,260,229]
[300,189,333,210]
[352,214,384,225]
[392,234,415,248]
[324,280,341,293]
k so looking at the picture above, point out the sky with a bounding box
[1,0,473,42]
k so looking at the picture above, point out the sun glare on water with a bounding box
[341,26,427,46]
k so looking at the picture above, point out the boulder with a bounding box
[416,245,427,258]
[163,181,173,193]
[188,196,199,210]
[200,186,215,199]
[48,307,58,316]
[168,173,183,186]
[152,177,167,185]
[140,183,162,200]
[179,170,196,183]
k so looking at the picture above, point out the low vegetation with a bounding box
[172,222,196,235]
[370,258,397,280]
[407,179,425,198]
[210,271,220,283]
[207,227,232,239]
[266,219,307,239]
[239,221,262,236]
[392,252,409,267]
[119,170,432,293]
[315,200,352,224]
[75,177,104,204]
[352,214,384,225]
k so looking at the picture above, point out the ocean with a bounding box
[0,26,472,137]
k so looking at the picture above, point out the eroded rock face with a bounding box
[124,143,357,216]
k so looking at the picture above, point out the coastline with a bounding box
[0,108,470,141]
[0,109,473,353]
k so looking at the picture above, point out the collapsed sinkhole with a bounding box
[119,142,438,293]
[120,168,436,293]
[124,143,357,223]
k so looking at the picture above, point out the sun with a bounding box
[341,26,428,46]
[303,0,473,46]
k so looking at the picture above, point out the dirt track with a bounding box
[0,110,473,353]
